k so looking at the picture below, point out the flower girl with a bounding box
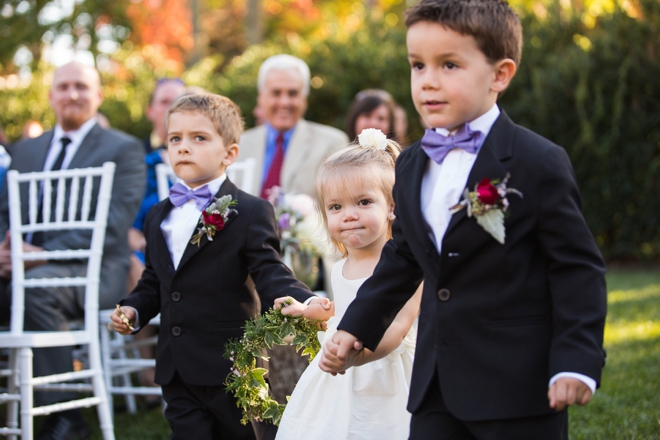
[274,129,422,439]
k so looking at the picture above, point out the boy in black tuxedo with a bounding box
[111,94,323,439]
[321,0,607,438]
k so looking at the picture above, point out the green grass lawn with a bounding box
[79,268,660,439]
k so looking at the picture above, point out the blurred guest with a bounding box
[0,145,10,191]
[345,89,396,142]
[21,120,44,140]
[0,126,7,146]
[128,78,186,399]
[0,61,145,439]
[130,77,186,259]
[144,78,186,154]
[394,104,409,146]
[239,54,348,198]
[96,112,111,129]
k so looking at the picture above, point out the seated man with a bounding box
[0,61,145,440]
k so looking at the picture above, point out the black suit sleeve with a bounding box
[537,146,607,383]
[120,208,162,327]
[338,175,424,351]
[244,198,314,309]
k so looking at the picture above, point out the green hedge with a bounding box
[1,2,658,261]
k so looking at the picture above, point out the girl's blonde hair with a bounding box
[314,138,402,257]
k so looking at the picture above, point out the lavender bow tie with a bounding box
[421,125,484,164]
[168,182,213,210]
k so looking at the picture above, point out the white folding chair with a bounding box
[155,162,178,201]
[98,310,161,417]
[226,158,256,195]
[0,163,115,439]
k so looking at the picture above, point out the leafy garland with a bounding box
[223,303,321,426]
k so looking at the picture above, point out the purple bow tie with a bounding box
[168,182,213,210]
[421,125,484,164]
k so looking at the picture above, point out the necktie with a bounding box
[168,182,213,210]
[260,133,284,199]
[51,137,73,171]
[32,137,74,245]
[421,125,483,164]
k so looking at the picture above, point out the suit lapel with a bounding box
[444,111,514,237]
[405,142,440,256]
[281,120,309,191]
[150,200,176,276]
[67,123,101,169]
[176,179,239,272]
[33,131,55,171]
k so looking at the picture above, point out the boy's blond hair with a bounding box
[405,0,523,66]
[167,93,244,146]
[314,139,401,257]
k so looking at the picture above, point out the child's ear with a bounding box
[223,143,239,167]
[491,58,517,94]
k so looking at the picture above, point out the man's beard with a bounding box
[59,110,89,131]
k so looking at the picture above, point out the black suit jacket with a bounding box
[121,178,314,386]
[339,112,607,421]
[0,123,146,306]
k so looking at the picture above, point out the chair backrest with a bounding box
[155,162,178,201]
[155,158,257,201]
[6,162,115,335]
[226,158,256,195]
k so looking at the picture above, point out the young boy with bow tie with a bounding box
[110,94,325,439]
[322,0,607,438]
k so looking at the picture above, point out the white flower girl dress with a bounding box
[275,258,417,440]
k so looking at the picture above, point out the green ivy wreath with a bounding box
[223,303,321,426]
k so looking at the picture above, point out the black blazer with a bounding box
[122,178,313,386]
[339,112,607,421]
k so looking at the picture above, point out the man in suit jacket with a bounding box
[238,54,348,198]
[0,61,145,438]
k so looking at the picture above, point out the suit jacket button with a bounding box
[437,288,451,301]
[171,326,181,336]
[171,291,181,302]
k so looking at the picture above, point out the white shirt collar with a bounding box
[53,117,98,146]
[179,174,227,199]
[435,104,500,138]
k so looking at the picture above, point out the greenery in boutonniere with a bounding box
[450,173,523,244]
[190,195,237,246]
[223,303,321,426]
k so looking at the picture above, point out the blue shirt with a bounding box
[262,122,295,185]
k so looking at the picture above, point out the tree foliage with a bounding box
[1,0,658,261]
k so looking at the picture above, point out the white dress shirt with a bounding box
[419,104,596,394]
[44,117,98,171]
[160,174,226,270]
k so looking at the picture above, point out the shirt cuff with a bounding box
[303,297,315,306]
[549,372,597,395]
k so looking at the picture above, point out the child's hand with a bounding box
[319,330,364,375]
[110,305,137,335]
[547,377,593,411]
[274,296,307,317]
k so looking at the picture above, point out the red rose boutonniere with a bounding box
[449,173,523,244]
[190,195,238,246]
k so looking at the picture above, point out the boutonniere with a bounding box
[190,195,238,246]
[449,173,523,244]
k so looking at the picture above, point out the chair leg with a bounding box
[18,347,33,440]
[88,340,115,440]
[115,333,137,414]
[6,349,19,440]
